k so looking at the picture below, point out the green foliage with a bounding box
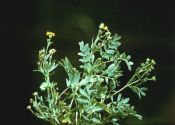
[27,24,156,125]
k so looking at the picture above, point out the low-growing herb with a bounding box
[27,23,156,125]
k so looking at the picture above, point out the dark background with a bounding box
[1,0,174,125]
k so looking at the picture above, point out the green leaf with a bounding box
[49,62,58,72]
[82,115,90,121]
[79,41,85,52]
[108,34,121,50]
[122,98,130,104]
[104,63,118,77]
[78,52,84,56]
[59,57,80,88]
[85,86,91,95]
[80,77,90,85]
[91,117,101,124]
[69,72,80,88]
[134,114,143,120]
[114,34,121,41]
[79,88,89,99]
[120,53,133,71]
[100,49,111,60]
[129,86,148,99]
[66,79,71,88]
[106,49,115,55]
[77,97,89,104]
[117,94,122,102]
[79,41,90,55]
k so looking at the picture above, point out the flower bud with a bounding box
[30,98,33,103]
[33,92,38,96]
[151,59,156,65]
[49,49,56,54]
[99,23,105,29]
[27,105,31,110]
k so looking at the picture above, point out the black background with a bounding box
[0,0,174,125]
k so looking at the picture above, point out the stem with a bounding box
[112,74,136,96]
[76,111,78,125]
[69,96,75,108]
[112,84,129,96]
[46,38,52,52]
[58,88,68,98]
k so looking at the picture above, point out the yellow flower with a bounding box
[46,31,55,38]
[103,26,108,31]
[99,23,109,31]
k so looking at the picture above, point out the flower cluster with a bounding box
[46,31,55,38]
